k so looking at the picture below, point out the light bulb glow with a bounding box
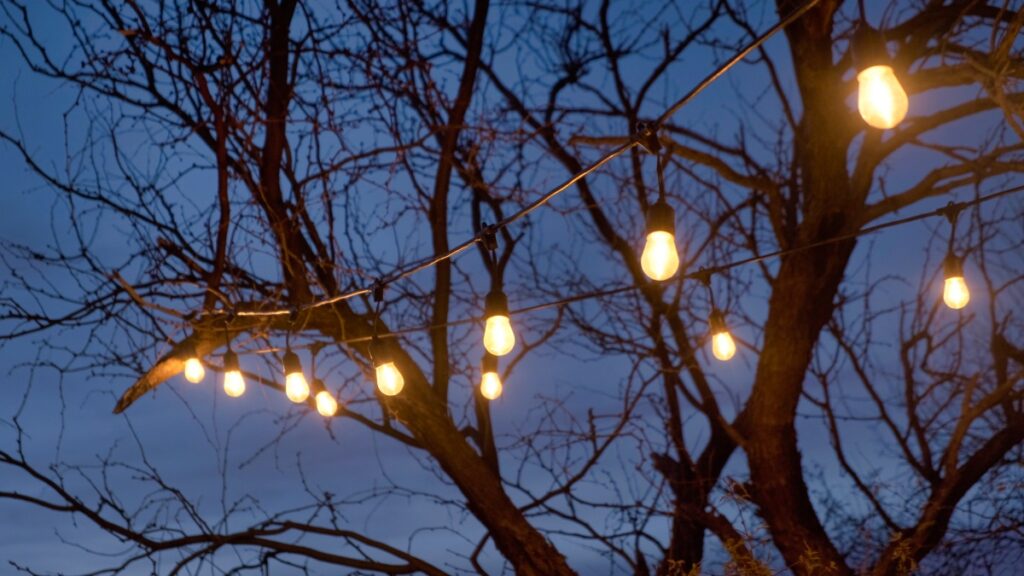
[943,276,970,310]
[711,331,737,361]
[857,65,908,129]
[183,357,205,383]
[224,370,246,397]
[483,315,515,356]
[376,362,404,396]
[285,372,310,403]
[315,390,338,417]
[480,371,503,400]
[641,231,679,281]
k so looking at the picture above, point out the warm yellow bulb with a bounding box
[376,362,404,396]
[483,315,515,356]
[711,331,736,361]
[315,390,338,417]
[641,230,679,281]
[285,372,310,403]
[224,370,246,398]
[943,276,970,310]
[857,65,908,129]
[183,358,205,383]
[480,371,503,400]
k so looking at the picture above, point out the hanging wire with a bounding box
[223,182,1024,355]
[207,0,822,321]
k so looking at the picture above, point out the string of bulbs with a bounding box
[174,0,1016,417]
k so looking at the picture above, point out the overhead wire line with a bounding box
[217,0,823,320]
[231,180,1024,353]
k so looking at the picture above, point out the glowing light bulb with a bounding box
[222,351,246,398]
[480,371,503,400]
[641,200,679,281]
[484,315,515,356]
[183,357,205,384]
[711,331,736,361]
[942,254,969,309]
[283,350,310,403]
[285,372,310,403]
[708,309,736,362]
[641,231,680,281]
[483,290,515,356]
[480,353,503,400]
[857,65,908,129]
[315,390,338,417]
[943,277,969,309]
[376,361,404,396]
[224,371,246,397]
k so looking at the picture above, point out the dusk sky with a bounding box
[1,1,1020,575]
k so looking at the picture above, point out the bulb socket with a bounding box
[481,352,498,374]
[943,253,964,278]
[371,338,391,367]
[484,290,510,317]
[645,200,676,235]
[183,341,200,361]
[223,350,240,372]
[709,309,728,335]
[852,24,889,73]
[283,349,302,376]
[312,378,326,393]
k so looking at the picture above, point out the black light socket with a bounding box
[645,200,676,235]
[283,350,302,375]
[484,290,510,317]
[943,253,964,278]
[370,338,391,367]
[852,24,889,73]
[223,350,240,372]
[709,309,728,334]
[481,352,498,374]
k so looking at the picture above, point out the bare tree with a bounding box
[0,1,1022,575]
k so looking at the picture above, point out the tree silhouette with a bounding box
[1,1,1022,575]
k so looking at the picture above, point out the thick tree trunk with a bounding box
[745,242,855,576]
[386,361,577,576]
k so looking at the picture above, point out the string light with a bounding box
[283,350,310,403]
[852,23,908,129]
[182,343,205,384]
[708,309,736,362]
[313,378,339,417]
[160,2,1024,420]
[368,284,404,396]
[942,255,970,310]
[222,350,246,398]
[940,202,970,310]
[483,290,515,356]
[697,270,735,362]
[480,353,503,400]
[371,336,404,396]
[640,142,680,281]
[641,201,680,281]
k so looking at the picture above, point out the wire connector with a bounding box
[938,200,965,225]
[372,281,385,304]
[635,122,662,154]
[481,223,498,252]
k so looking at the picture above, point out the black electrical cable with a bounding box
[217,0,823,320]
[231,180,1024,355]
